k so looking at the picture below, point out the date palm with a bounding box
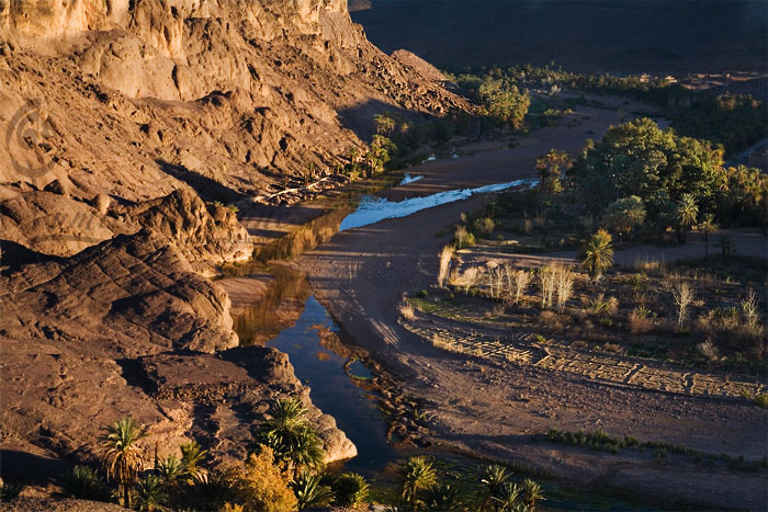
[698,213,717,260]
[180,440,208,478]
[675,193,698,241]
[256,398,325,475]
[492,482,522,512]
[101,417,147,507]
[134,475,168,512]
[291,469,334,510]
[522,478,544,509]
[397,456,437,508]
[476,464,511,511]
[579,229,614,282]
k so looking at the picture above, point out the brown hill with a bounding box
[0,0,459,484]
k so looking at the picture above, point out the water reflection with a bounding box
[258,295,400,473]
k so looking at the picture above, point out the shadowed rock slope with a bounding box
[0,0,460,483]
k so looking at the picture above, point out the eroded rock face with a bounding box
[139,348,357,463]
[0,0,466,204]
[0,229,355,470]
[1,229,238,355]
[0,0,435,480]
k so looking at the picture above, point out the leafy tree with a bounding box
[291,470,334,510]
[256,398,326,475]
[100,417,147,508]
[717,234,738,261]
[235,447,297,512]
[475,77,530,129]
[579,229,614,281]
[698,213,718,259]
[605,195,646,238]
[134,475,168,512]
[535,149,572,194]
[56,465,110,502]
[570,118,725,220]
[397,456,438,508]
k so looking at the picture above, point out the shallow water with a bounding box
[264,295,399,473]
[339,178,537,231]
[398,173,424,186]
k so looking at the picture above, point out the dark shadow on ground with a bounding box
[156,159,248,204]
[0,449,71,482]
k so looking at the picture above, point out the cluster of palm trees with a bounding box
[56,398,370,511]
[396,457,544,511]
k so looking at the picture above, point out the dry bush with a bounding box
[454,225,475,249]
[555,265,575,312]
[632,256,669,274]
[399,302,416,320]
[538,265,557,308]
[510,268,532,305]
[487,265,505,299]
[451,266,481,294]
[474,217,495,238]
[670,281,695,330]
[697,338,721,361]
[437,245,455,287]
[741,290,763,338]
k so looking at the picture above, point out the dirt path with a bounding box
[298,108,768,509]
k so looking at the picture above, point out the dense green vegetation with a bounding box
[448,64,768,155]
[569,117,768,233]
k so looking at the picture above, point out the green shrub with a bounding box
[57,465,111,502]
[331,472,370,507]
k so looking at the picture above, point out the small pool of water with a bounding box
[265,295,399,474]
[339,178,536,231]
[398,173,424,186]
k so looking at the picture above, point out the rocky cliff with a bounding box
[0,0,456,481]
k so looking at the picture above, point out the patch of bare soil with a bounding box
[299,106,768,509]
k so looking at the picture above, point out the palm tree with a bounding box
[134,475,168,512]
[256,398,326,475]
[492,482,522,512]
[579,229,614,282]
[476,464,511,511]
[374,113,397,137]
[424,482,458,511]
[155,454,186,485]
[100,417,147,507]
[397,456,437,508]
[522,478,544,509]
[606,196,646,238]
[698,213,718,260]
[180,441,207,478]
[675,194,699,242]
[291,470,335,510]
[57,465,110,502]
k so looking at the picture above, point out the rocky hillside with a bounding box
[0,0,461,484]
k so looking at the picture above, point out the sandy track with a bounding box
[298,107,768,509]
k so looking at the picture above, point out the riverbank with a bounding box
[293,108,767,508]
